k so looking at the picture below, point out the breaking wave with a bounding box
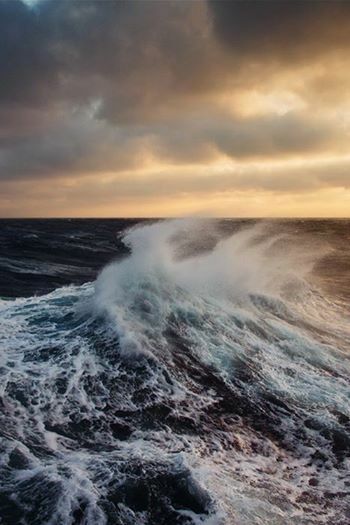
[0,219,349,524]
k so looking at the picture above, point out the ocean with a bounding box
[0,218,349,525]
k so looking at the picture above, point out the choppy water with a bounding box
[0,218,349,525]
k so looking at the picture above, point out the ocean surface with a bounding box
[0,218,349,525]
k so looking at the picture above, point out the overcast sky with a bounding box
[1,0,350,217]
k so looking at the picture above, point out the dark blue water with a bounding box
[0,219,349,524]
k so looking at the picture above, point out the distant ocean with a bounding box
[0,218,349,525]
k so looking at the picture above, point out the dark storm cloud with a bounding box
[2,0,350,128]
[1,0,350,215]
[1,0,349,134]
[0,0,220,182]
[208,0,350,62]
[0,0,57,106]
[0,0,217,124]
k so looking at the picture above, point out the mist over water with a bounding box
[0,219,349,524]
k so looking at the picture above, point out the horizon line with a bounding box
[0,217,349,221]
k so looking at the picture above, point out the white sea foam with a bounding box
[0,219,349,524]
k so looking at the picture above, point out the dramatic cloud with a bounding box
[209,0,350,61]
[0,0,350,216]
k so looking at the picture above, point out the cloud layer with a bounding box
[1,0,350,216]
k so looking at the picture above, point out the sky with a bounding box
[1,0,350,218]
